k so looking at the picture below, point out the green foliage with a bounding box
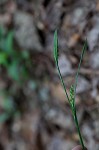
[0,26,30,123]
[0,52,8,66]
[53,30,87,150]
[0,26,29,81]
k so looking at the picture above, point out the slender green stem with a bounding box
[73,108,85,150]
[57,61,85,149]
[57,60,85,149]
[56,64,70,102]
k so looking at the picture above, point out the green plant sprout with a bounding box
[0,26,29,81]
[53,30,87,150]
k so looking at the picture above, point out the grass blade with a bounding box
[53,30,70,102]
[53,30,58,64]
[74,39,88,101]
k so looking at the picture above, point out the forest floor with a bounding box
[0,0,99,150]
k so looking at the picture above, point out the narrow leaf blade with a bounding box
[53,30,58,64]
[74,39,88,99]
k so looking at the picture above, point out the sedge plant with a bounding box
[53,30,87,150]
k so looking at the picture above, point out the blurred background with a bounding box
[0,0,99,150]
